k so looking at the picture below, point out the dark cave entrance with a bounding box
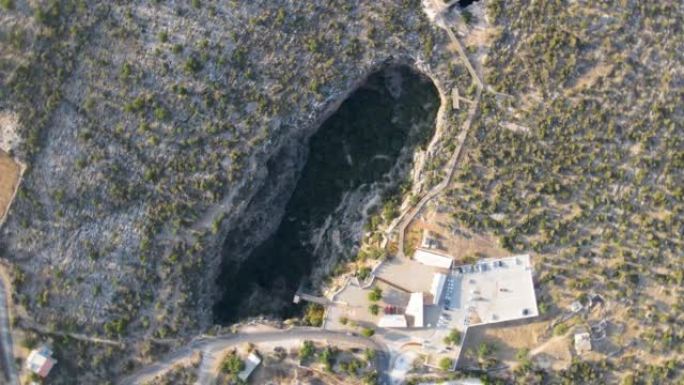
[457,0,481,8]
[213,65,440,324]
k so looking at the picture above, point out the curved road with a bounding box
[0,277,19,385]
[118,328,389,385]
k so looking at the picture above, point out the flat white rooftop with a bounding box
[406,292,424,327]
[430,273,447,305]
[414,248,453,269]
[444,254,538,329]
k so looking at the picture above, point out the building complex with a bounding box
[323,234,539,369]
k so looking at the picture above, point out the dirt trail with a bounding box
[530,329,572,356]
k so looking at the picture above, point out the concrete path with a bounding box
[396,85,481,258]
[387,2,484,259]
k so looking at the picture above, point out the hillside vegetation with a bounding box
[444,1,683,383]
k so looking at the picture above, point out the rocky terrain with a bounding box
[0,0,469,381]
[441,1,684,383]
[1,0,682,383]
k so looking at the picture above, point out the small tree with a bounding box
[364,348,377,362]
[363,370,379,385]
[369,304,379,315]
[184,55,203,73]
[461,9,476,26]
[361,327,375,337]
[1,0,14,11]
[553,323,569,336]
[319,346,337,372]
[357,266,372,281]
[368,287,383,302]
[443,329,461,345]
[220,351,245,378]
[299,340,315,361]
[438,357,453,371]
[477,343,494,360]
[304,303,325,326]
[516,348,532,372]
[622,374,635,385]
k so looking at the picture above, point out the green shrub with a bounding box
[553,323,569,336]
[184,56,203,74]
[357,266,371,281]
[443,329,461,345]
[220,351,244,376]
[154,106,169,121]
[367,287,382,302]
[438,357,453,371]
[319,346,336,372]
[369,304,379,315]
[1,0,14,10]
[304,303,325,326]
[120,62,132,78]
[299,340,315,361]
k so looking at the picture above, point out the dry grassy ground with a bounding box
[0,151,20,222]
[460,319,568,368]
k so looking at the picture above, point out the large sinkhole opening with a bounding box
[214,65,440,324]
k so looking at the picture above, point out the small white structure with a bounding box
[414,249,453,269]
[238,352,262,381]
[430,273,447,304]
[26,346,56,378]
[570,301,583,312]
[378,314,408,328]
[406,292,424,327]
[574,332,592,354]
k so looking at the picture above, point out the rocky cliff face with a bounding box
[0,0,466,375]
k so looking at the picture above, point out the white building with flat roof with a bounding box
[414,249,453,269]
[451,254,538,327]
[430,273,447,304]
[238,352,262,381]
[406,292,424,327]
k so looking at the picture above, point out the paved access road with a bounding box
[119,328,389,385]
[0,277,19,385]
